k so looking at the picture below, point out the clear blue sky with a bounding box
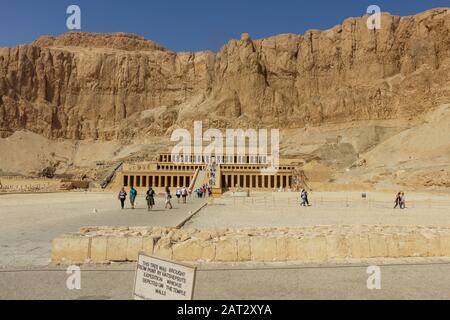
[0,0,448,52]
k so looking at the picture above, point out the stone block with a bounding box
[439,232,450,256]
[237,237,251,261]
[52,235,90,263]
[126,236,143,261]
[348,233,371,258]
[215,238,237,262]
[276,237,289,261]
[172,240,216,262]
[368,233,388,258]
[347,233,361,258]
[142,236,155,255]
[173,239,204,261]
[305,236,327,262]
[384,233,400,257]
[90,236,108,262]
[412,233,429,257]
[397,233,428,257]
[201,242,216,262]
[422,231,441,257]
[106,236,128,261]
[286,237,306,261]
[251,237,277,261]
[153,238,173,260]
[326,234,349,259]
[359,234,372,258]
[195,230,214,241]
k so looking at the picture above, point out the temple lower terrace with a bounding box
[113,153,306,195]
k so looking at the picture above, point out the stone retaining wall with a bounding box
[52,225,450,264]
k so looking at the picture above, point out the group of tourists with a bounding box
[120,187,409,211]
[296,190,408,209]
[300,189,310,207]
[118,185,190,211]
[175,186,189,204]
[394,192,407,209]
[195,185,212,198]
[118,186,142,210]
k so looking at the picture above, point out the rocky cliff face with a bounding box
[0,9,449,140]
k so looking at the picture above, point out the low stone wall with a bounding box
[0,177,61,193]
[52,225,450,264]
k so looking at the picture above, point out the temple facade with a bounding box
[114,153,304,195]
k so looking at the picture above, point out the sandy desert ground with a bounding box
[1,190,449,268]
[0,192,205,267]
[187,191,450,229]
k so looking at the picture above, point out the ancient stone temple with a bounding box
[114,153,305,195]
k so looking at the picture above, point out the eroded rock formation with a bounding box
[0,9,449,140]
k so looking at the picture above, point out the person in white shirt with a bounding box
[181,186,188,204]
[176,188,181,203]
[165,187,173,209]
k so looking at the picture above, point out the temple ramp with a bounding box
[191,169,207,191]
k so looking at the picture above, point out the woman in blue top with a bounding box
[130,186,138,209]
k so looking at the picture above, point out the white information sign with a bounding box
[133,253,197,300]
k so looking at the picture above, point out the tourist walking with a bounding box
[181,186,187,204]
[118,188,127,209]
[300,189,310,207]
[129,186,137,209]
[394,192,401,209]
[208,186,212,197]
[176,188,181,203]
[304,190,310,206]
[400,192,406,209]
[146,186,156,211]
[165,187,173,209]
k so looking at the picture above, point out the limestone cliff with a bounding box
[0,8,449,140]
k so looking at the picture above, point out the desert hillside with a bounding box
[0,8,449,191]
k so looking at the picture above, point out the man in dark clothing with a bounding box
[146,187,156,211]
[394,192,401,209]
